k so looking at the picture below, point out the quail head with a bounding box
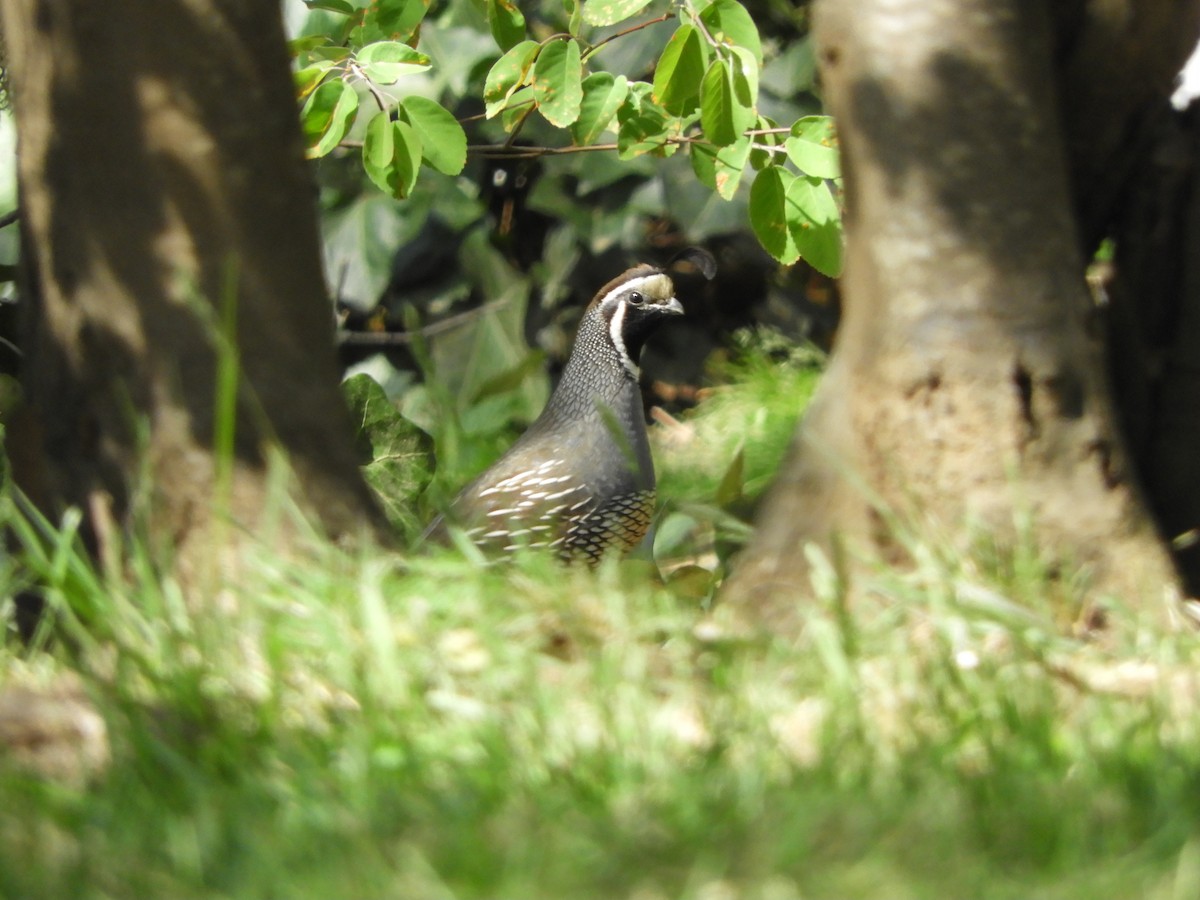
[428,263,686,564]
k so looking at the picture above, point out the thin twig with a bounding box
[582,12,675,61]
[0,209,19,230]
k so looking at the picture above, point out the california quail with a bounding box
[428,263,686,564]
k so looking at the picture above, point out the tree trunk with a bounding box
[1107,102,1200,595]
[726,0,1197,629]
[1,0,386,578]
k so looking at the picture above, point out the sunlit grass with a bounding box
[2,342,1200,900]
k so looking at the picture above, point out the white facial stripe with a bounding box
[608,296,639,377]
[594,274,665,310]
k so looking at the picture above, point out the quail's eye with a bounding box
[629,291,645,305]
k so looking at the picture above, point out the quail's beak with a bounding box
[662,296,684,316]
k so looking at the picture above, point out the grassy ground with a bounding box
[2,344,1200,900]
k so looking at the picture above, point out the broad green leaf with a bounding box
[487,0,527,51]
[374,0,431,40]
[532,39,583,127]
[390,119,425,199]
[501,86,537,132]
[400,96,467,175]
[362,110,395,172]
[362,114,424,198]
[699,0,762,64]
[700,59,752,146]
[564,0,584,35]
[749,166,799,264]
[484,40,539,116]
[749,114,784,170]
[787,175,844,276]
[301,79,359,158]
[294,61,336,101]
[307,45,352,63]
[304,0,355,13]
[571,72,629,145]
[582,0,654,27]
[342,373,433,537]
[357,41,431,83]
[290,35,334,53]
[652,24,707,116]
[617,111,673,159]
[731,45,759,109]
[616,86,673,158]
[691,134,751,200]
[785,116,841,179]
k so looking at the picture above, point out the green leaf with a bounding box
[362,114,424,199]
[582,0,654,27]
[400,96,467,175]
[374,0,431,40]
[301,79,359,158]
[294,61,336,101]
[749,166,799,264]
[342,373,433,536]
[715,445,745,508]
[787,175,844,276]
[616,88,673,158]
[290,35,334,54]
[785,115,841,179]
[571,72,629,145]
[484,40,540,117]
[700,59,752,147]
[698,0,762,65]
[652,24,707,116]
[487,0,527,51]
[532,39,583,127]
[500,87,537,132]
[731,45,759,109]
[564,0,584,35]
[691,134,751,200]
[749,114,783,170]
[305,0,356,13]
[307,45,352,64]
[357,41,431,83]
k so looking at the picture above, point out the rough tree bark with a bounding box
[726,0,1200,629]
[0,0,386,579]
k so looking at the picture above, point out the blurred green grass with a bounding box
[2,340,1199,900]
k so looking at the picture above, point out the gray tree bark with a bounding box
[1,0,387,580]
[726,0,1200,630]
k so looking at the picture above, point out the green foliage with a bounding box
[342,373,434,536]
[4,423,1200,897]
[290,0,844,274]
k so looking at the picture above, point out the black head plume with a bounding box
[668,247,718,281]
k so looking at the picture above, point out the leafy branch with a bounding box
[292,0,844,275]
